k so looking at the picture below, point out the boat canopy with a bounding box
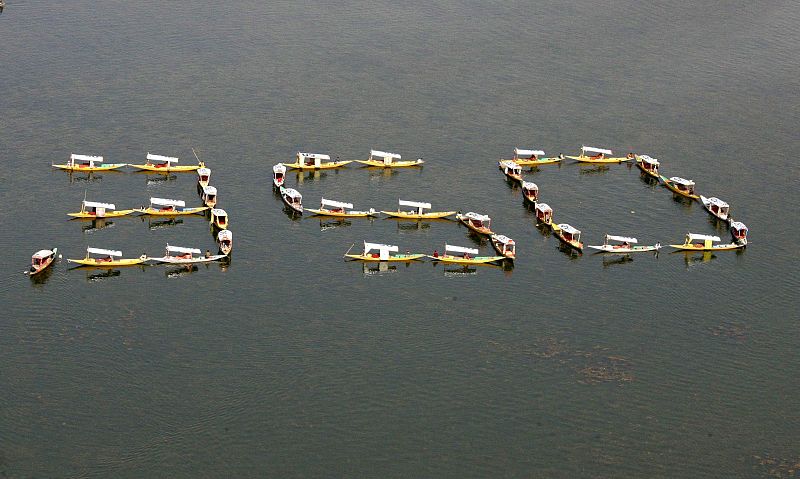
[399,200,431,211]
[582,146,613,155]
[321,198,353,209]
[167,245,201,255]
[729,221,748,232]
[638,154,659,165]
[493,234,514,245]
[273,163,286,173]
[283,188,302,199]
[558,224,581,235]
[151,197,185,207]
[445,244,479,255]
[670,177,694,186]
[147,153,178,164]
[202,186,217,196]
[463,212,490,222]
[197,167,211,177]
[606,235,638,243]
[370,150,401,161]
[363,242,398,260]
[707,197,729,208]
[32,249,53,259]
[87,247,122,257]
[514,148,544,157]
[535,202,552,213]
[83,201,116,210]
[501,160,521,172]
[71,154,103,165]
[297,152,331,161]
[687,233,720,242]
[521,181,538,191]
[211,208,227,217]
[218,230,233,241]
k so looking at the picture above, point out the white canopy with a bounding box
[558,224,581,235]
[729,221,748,231]
[147,153,178,164]
[514,148,545,157]
[321,198,353,209]
[638,154,659,165]
[707,197,729,208]
[399,200,431,209]
[297,152,331,161]
[218,229,233,241]
[202,186,217,196]
[500,160,521,171]
[582,146,613,155]
[166,245,201,255]
[211,208,227,217]
[83,201,115,210]
[687,233,720,242]
[364,242,398,253]
[463,212,490,222]
[283,188,302,199]
[150,197,185,207]
[493,234,514,244]
[273,163,286,173]
[370,150,401,160]
[32,249,54,259]
[87,247,122,257]
[535,202,552,213]
[71,154,103,164]
[197,167,211,176]
[670,177,694,186]
[606,235,638,243]
[521,181,538,191]
[445,244,479,255]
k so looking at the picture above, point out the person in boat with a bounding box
[464,253,471,259]
[433,250,439,258]
[627,153,635,160]
[205,249,212,258]
[622,241,630,248]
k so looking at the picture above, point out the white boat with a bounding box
[280,186,303,213]
[521,181,539,204]
[272,163,286,187]
[306,198,378,217]
[553,223,583,251]
[456,212,494,235]
[150,245,226,264]
[635,154,660,178]
[201,186,218,208]
[661,176,699,199]
[498,160,523,182]
[29,248,57,276]
[729,221,748,245]
[210,208,229,229]
[587,234,662,253]
[534,202,553,225]
[490,234,516,259]
[217,229,233,255]
[197,167,211,188]
[700,195,730,222]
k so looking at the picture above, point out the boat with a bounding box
[490,234,516,259]
[427,244,504,264]
[670,233,745,251]
[29,248,57,276]
[201,186,218,208]
[344,241,425,261]
[661,176,699,199]
[136,197,209,216]
[306,198,378,217]
[700,195,730,222]
[150,244,226,264]
[284,152,352,170]
[210,208,229,229]
[456,212,494,235]
[356,149,424,168]
[129,153,203,172]
[566,146,631,163]
[217,229,233,255]
[534,202,554,226]
[272,163,286,188]
[507,148,563,166]
[197,167,211,188]
[521,181,539,204]
[587,235,662,253]
[498,160,523,182]
[729,221,748,246]
[280,186,303,213]
[68,247,146,267]
[553,223,583,251]
[67,200,135,218]
[381,200,456,219]
[635,154,660,178]
[52,154,127,172]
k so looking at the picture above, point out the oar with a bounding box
[343,242,355,258]
[191,147,202,165]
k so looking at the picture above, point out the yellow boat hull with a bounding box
[457,218,494,236]
[636,161,660,179]
[355,159,424,168]
[345,254,426,262]
[381,211,456,219]
[68,209,136,218]
[660,176,699,199]
[136,207,209,216]
[68,257,145,267]
[306,209,378,218]
[53,163,127,171]
[129,164,202,172]
[670,244,744,251]
[566,156,631,163]
[506,157,562,166]
[284,161,353,170]
[428,255,504,264]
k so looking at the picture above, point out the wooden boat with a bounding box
[344,241,425,262]
[587,234,662,253]
[68,247,146,267]
[52,154,127,172]
[381,200,456,219]
[136,197,209,216]
[661,176,699,199]
[521,181,539,204]
[635,154,660,178]
[507,148,563,166]
[729,221,748,246]
[553,223,583,251]
[700,195,730,222]
[217,229,233,255]
[498,160,523,183]
[210,208,229,229]
[67,200,135,218]
[272,163,286,188]
[306,198,378,217]
[150,245,226,264]
[456,212,494,235]
[427,244,504,264]
[29,248,57,276]
[201,186,218,208]
[670,233,745,251]
[534,202,554,226]
[284,152,352,170]
[566,146,631,163]
[280,186,303,213]
[129,153,203,172]
[356,149,424,168]
[490,234,516,259]
[197,167,211,188]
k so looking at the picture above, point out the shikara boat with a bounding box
[201,186,218,208]
[52,154,127,172]
[490,234,516,260]
[521,181,539,204]
[700,195,730,222]
[566,146,631,163]
[587,234,662,253]
[197,167,211,188]
[67,200,135,218]
[210,208,229,229]
[284,152,352,170]
[661,176,699,199]
[217,229,233,255]
[150,245,226,264]
[553,223,583,251]
[381,200,456,219]
[68,247,146,267]
[498,160,523,183]
[272,163,286,188]
[280,186,303,213]
[306,198,378,217]
[136,197,209,216]
[456,212,494,235]
[129,153,203,172]
[670,233,745,251]
[356,149,424,168]
[729,221,748,246]
[344,241,425,262]
[428,244,504,264]
[534,202,554,226]
[507,148,563,166]
[29,248,57,276]
[635,154,660,178]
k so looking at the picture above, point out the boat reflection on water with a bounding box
[602,254,634,268]
[443,265,477,277]
[86,269,121,281]
[29,266,55,285]
[294,169,329,184]
[639,173,660,188]
[558,242,582,258]
[144,173,177,185]
[675,250,717,268]
[63,170,124,184]
[80,218,115,233]
[146,217,184,230]
[578,164,610,175]
[217,257,231,272]
[361,262,400,276]
[434,260,512,277]
[671,192,695,207]
[319,218,352,231]
[165,264,198,278]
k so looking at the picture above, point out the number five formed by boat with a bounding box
[381,200,456,219]
[356,149,424,168]
[29,248,57,276]
[567,146,631,163]
[456,212,495,235]
[53,154,127,172]
[344,242,426,261]
[670,233,744,251]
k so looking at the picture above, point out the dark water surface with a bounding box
[2,1,799,477]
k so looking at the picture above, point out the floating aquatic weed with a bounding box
[752,453,800,478]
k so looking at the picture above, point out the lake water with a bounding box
[1,1,799,477]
